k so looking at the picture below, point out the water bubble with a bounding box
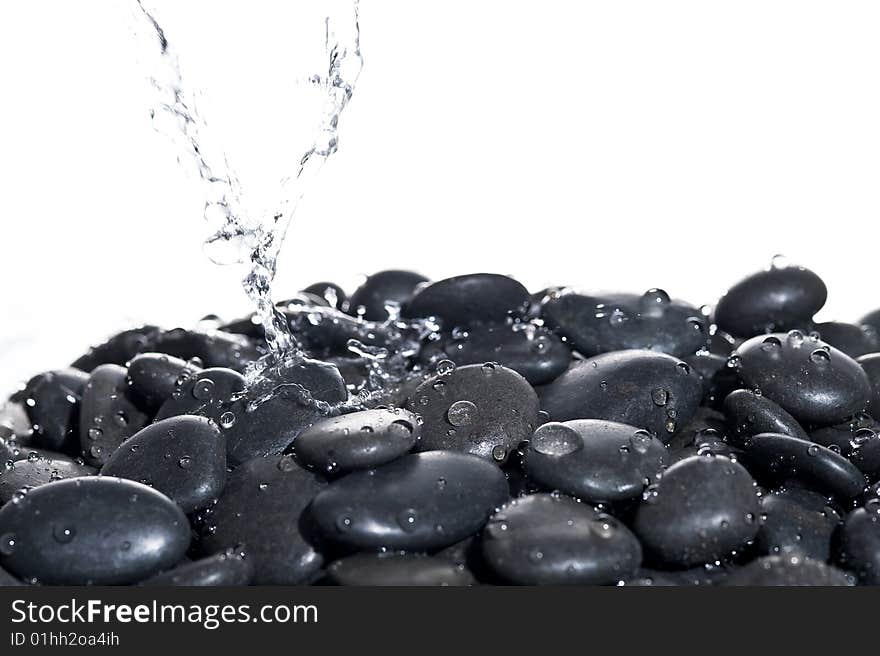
[435,360,456,376]
[787,330,805,347]
[87,427,103,441]
[651,388,669,407]
[643,288,671,305]
[26,451,40,463]
[0,533,16,556]
[770,254,790,269]
[219,411,236,429]
[192,378,216,400]
[447,400,478,427]
[52,526,76,544]
[676,362,691,375]
[491,445,507,462]
[178,456,193,469]
[532,423,582,457]
[810,348,831,364]
[630,430,653,454]
[397,508,418,532]
[807,445,820,457]
[761,336,782,352]
[481,362,498,374]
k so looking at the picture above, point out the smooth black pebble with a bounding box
[723,554,850,586]
[326,553,474,586]
[735,331,871,426]
[481,493,642,585]
[293,407,420,474]
[140,552,254,587]
[128,352,202,411]
[539,350,703,442]
[813,321,880,358]
[713,265,827,338]
[0,453,95,504]
[835,502,880,585]
[71,326,162,372]
[404,273,530,327]
[755,487,841,561]
[22,368,89,452]
[309,450,509,551]
[0,477,189,585]
[723,388,808,446]
[348,269,428,321]
[101,415,226,514]
[542,289,707,358]
[522,420,666,503]
[406,363,539,463]
[151,328,261,373]
[156,367,245,424]
[632,455,760,568]
[200,454,325,585]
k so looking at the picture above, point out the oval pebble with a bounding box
[539,350,703,441]
[155,367,246,424]
[293,407,420,474]
[0,477,189,584]
[200,454,325,585]
[71,326,163,372]
[348,269,428,321]
[714,265,827,338]
[128,352,202,411]
[79,364,149,466]
[632,455,760,568]
[434,323,571,385]
[857,353,880,412]
[735,331,871,426]
[754,487,841,561]
[835,503,880,585]
[723,389,808,446]
[723,554,851,586]
[326,553,474,586]
[0,453,95,504]
[309,450,509,551]
[101,415,226,514]
[523,420,666,503]
[404,273,530,327]
[302,281,347,311]
[481,493,641,585]
[743,433,866,500]
[140,552,254,587]
[813,321,880,358]
[542,290,707,358]
[22,368,89,452]
[407,363,539,463]
[151,328,261,373]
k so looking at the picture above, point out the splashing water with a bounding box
[132,1,363,356]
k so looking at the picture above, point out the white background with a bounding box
[1,0,879,391]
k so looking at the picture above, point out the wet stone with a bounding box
[326,553,474,586]
[71,326,163,373]
[713,265,827,338]
[835,503,880,585]
[723,388,809,447]
[481,493,642,585]
[292,407,420,474]
[0,564,22,586]
[404,273,530,328]
[309,451,509,552]
[857,353,880,413]
[79,364,149,467]
[302,281,347,311]
[140,552,254,587]
[723,555,851,586]
[200,454,325,585]
[743,433,866,501]
[539,350,703,442]
[433,322,571,385]
[523,420,666,504]
[348,269,428,321]
[151,328,262,373]
[542,290,707,358]
[683,351,738,409]
[813,321,880,359]
[22,368,89,453]
[0,452,95,504]
[156,367,245,425]
[632,455,760,568]
[127,352,202,412]
[755,487,841,561]
[0,477,189,585]
[735,331,871,426]
[101,415,226,514]
[406,363,539,463]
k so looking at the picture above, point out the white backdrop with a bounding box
[1,0,879,391]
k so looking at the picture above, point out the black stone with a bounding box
[850,428,880,482]
[743,433,866,501]
[522,420,666,503]
[857,353,880,413]
[713,265,827,338]
[79,364,150,466]
[735,331,871,426]
[542,290,707,358]
[683,351,738,408]
[404,273,530,328]
[71,326,163,372]
[292,407,420,474]
[200,454,325,585]
[406,363,539,463]
[813,321,880,358]
[539,350,703,442]
[723,555,850,586]
[309,451,509,551]
[0,453,95,504]
[140,552,254,586]
[156,367,246,424]
[326,553,474,586]
[755,487,841,561]
[128,352,202,411]
[348,270,428,321]
[22,368,89,453]
[481,493,641,585]
[151,328,262,373]
[723,389,808,447]
[222,359,347,466]
[302,281,347,311]
[101,416,226,514]
[835,503,880,585]
[433,322,571,385]
[0,477,189,585]
[632,455,760,568]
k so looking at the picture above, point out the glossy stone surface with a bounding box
[22,368,89,452]
[140,552,254,587]
[723,389,808,446]
[404,273,530,327]
[754,487,841,561]
[0,453,95,504]
[348,270,428,321]
[326,553,475,586]
[723,555,851,586]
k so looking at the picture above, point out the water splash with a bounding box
[133,1,363,355]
